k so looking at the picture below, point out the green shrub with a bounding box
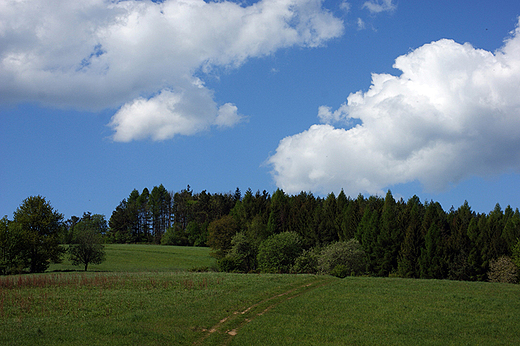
[188,266,210,272]
[330,264,350,278]
[488,256,518,284]
[318,239,367,276]
[257,232,303,273]
[292,247,320,274]
[217,232,257,273]
[217,257,240,272]
[161,226,189,246]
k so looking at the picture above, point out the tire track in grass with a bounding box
[193,276,333,345]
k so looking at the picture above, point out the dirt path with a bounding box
[193,277,332,346]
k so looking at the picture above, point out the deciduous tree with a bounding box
[12,196,64,273]
[68,214,107,271]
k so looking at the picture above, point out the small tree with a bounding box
[207,215,240,258]
[292,247,321,274]
[0,216,24,275]
[218,232,257,272]
[318,239,367,277]
[68,215,106,271]
[257,232,303,273]
[487,256,518,284]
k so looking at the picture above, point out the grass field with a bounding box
[48,244,217,272]
[2,245,520,345]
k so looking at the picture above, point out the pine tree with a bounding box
[397,196,424,278]
[375,190,399,276]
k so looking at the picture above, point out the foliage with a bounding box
[68,214,107,271]
[511,238,520,268]
[0,216,24,275]
[487,256,518,283]
[6,185,520,282]
[257,232,303,273]
[292,247,321,274]
[329,264,351,278]
[161,225,189,246]
[10,196,65,273]
[317,239,367,276]
[207,215,240,258]
[218,232,257,272]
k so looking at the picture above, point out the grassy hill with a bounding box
[48,244,217,272]
[2,245,519,345]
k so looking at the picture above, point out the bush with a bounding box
[330,265,350,278]
[318,239,367,276]
[188,266,210,272]
[161,226,189,246]
[257,232,303,273]
[292,248,320,274]
[488,256,518,284]
[217,232,257,273]
[217,257,240,272]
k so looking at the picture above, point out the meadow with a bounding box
[1,245,519,345]
[48,244,217,272]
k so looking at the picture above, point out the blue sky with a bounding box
[2,0,520,220]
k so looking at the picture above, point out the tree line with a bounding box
[107,185,520,282]
[1,196,106,274]
[2,187,520,282]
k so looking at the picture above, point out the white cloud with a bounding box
[356,18,366,30]
[269,19,520,196]
[109,82,217,142]
[340,1,351,12]
[215,103,247,128]
[362,0,396,14]
[0,0,344,141]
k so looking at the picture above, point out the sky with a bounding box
[2,0,520,220]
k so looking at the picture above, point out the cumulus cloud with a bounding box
[0,0,343,141]
[362,0,396,14]
[269,19,520,196]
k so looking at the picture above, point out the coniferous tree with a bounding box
[356,199,380,273]
[418,201,448,279]
[502,208,520,254]
[318,192,339,244]
[340,198,359,241]
[126,189,140,241]
[397,196,424,278]
[266,188,289,237]
[137,188,151,242]
[108,199,133,243]
[446,201,473,280]
[375,190,400,276]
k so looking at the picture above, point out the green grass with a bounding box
[48,244,217,272]
[2,245,520,345]
[233,277,520,345]
[0,272,325,345]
